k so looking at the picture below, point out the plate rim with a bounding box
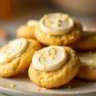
[0,85,96,96]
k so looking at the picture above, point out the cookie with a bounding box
[35,13,82,46]
[28,46,80,88]
[0,38,42,77]
[77,52,96,81]
[17,20,38,39]
[70,30,96,51]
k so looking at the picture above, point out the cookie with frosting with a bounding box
[17,20,38,39]
[28,46,80,88]
[35,13,82,45]
[70,30,96,51]
[0,38,42,77]
[77,52,96,81]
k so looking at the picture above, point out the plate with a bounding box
[0,71,96,96]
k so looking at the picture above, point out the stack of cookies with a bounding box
[0,13,96,89]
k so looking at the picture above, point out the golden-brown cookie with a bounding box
[28,46,80,88]
[17,20,38,39]
[70,30,96,51]
[77,52,96,81]
[35,13,82,46]
[0,38,42,77]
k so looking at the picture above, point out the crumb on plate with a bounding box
[9,84,16,88]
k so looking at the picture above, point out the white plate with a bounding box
[0,71,96,96]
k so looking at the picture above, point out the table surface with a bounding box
[0,6,96,96]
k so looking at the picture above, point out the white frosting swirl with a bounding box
[0,38,28,64]
[40,13,74,35]
[32,46,68,71]
[27,20,38,26]
[78,52,96,68]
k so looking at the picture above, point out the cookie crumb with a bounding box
[50,91,54,94]
[52,47,56,55]
[36,88,40,92]
[58,13,62,17]
[44,15,48,19]
[9,84,16,88]
[64,14,69,22]
[48,20,53,25]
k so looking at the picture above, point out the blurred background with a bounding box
[0,0,96,45]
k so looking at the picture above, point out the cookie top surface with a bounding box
[32,46,68,71]
[40,13,74,35]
